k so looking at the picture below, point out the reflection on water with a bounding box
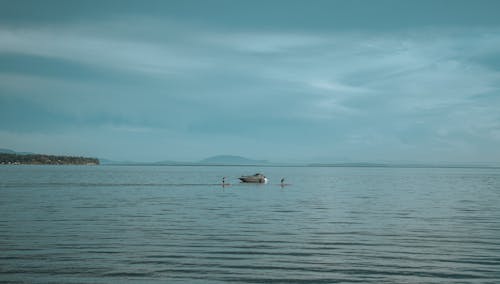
[1,165,500,283]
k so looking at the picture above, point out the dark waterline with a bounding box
[1,165,499,283]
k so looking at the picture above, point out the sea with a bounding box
[1,165,499,283]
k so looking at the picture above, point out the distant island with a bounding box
[0,149,99,165]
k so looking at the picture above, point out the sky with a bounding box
[1,0,500,163]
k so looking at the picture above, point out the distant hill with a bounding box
[199,155,268,165]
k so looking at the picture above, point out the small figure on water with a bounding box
[280,177,285,187]
[222,177,229,187]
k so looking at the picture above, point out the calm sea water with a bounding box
[1,165,499,283]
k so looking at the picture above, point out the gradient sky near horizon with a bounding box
[1,0,500,163]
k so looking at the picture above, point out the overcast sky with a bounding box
[1,0,500,163]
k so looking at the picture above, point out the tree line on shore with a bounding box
[0,153,99,165]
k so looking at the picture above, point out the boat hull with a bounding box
[238,175,268,183]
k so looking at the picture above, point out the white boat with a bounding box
[238,173,268,183]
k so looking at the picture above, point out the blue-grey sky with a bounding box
[1,0,500,163]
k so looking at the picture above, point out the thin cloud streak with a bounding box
[0,27,210,76]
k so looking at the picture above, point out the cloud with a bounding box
[0,26,210,76]
[202,32,327,53]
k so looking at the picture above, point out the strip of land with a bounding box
[0,153,99,165]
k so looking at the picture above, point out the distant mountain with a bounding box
[199,155,268,165]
